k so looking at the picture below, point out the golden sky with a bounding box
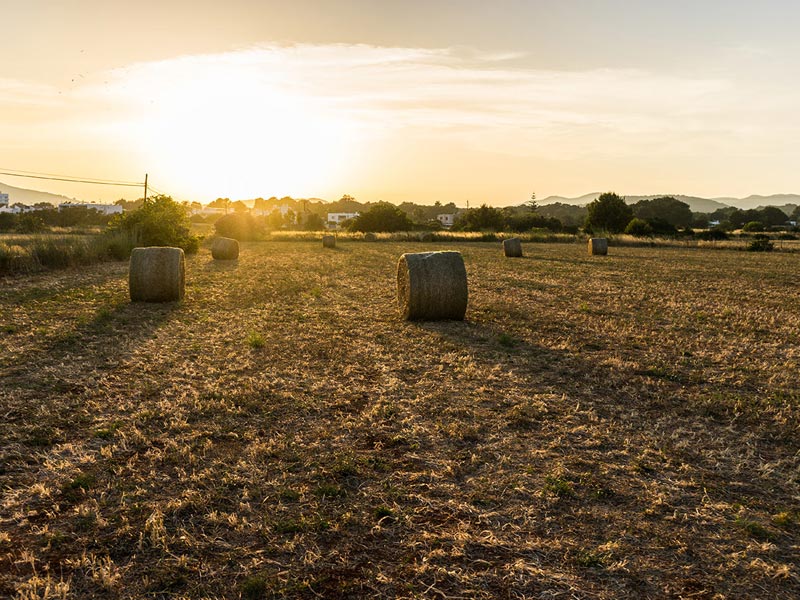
[3,1,800,204]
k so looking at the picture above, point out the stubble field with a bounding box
[1,240,798,599]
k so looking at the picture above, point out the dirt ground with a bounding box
[1,240,798,599]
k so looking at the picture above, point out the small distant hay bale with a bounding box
[211,237,239,260]
[419,232,434,243]
[364,232,377,242]
[397,251,468,320]
[503,237,523,257]
[322,235,336,249]
[129,247,185,303]
[588,238,608,255]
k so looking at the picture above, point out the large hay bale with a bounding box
[364,232,377,242]
[397,251,468,320]
[503,237,523,257]
[588,238,608,256]
[322,235,336,249]
[129,247,185,302]
[211,237,239,260]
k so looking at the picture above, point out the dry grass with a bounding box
[1,240,799,599]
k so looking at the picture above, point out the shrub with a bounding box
[16,213,48,233]
[106,195,199,253]
[624,218,653,237]
[747,234,774,252]
[647,217,679,236]
[0,213,18,231]
[697,229,729,241]
[302,213,326,231]
[743,221,765,232]
[504,212,563,233]
[214,213,264,241]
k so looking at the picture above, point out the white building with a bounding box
[190,206,226,216]
[437,213,456,228]
[58,202,123,215]
[0,192,8,207]
[327,212,359,229]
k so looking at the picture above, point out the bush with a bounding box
[647,217,679,236]
[302,213,326,231]
[624,218,653,237]
[214,213,264,240]
[16,213,48,233]
[0,213,18,231]
[743,221,765,232]
[106,195,199,254]
[504,212,563,233]
[697,229,729,241]
[747,234,774,252]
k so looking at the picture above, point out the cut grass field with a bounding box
[1,240,798,599]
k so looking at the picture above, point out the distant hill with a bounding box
[540,192,800,214]
[540,193,727,213]
[0,180,78,206]
[730,194,800,211]
[626,195,729,213]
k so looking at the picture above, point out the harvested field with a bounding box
[1,241,799,599]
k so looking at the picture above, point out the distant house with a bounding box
[0,192,8,207]
[191,206,226,216]
[436,213,456,228]
[59,202,122,215]
[327,212,359,229]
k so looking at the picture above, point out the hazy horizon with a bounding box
[3,1,800,204]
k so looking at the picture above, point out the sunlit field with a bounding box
[1,240,798,599]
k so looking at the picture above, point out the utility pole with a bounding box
[143,173,148,202]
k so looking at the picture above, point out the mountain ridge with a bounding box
[0,181,81,206]
[540,192,800,213]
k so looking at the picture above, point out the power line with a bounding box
[0,167,143,187]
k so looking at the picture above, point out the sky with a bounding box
[2,0,800,205]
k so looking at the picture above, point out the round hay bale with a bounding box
[503,237,523,257]
[322,235,336,249]
[364,232,377,242]
[129,247,185,303]
[397,251,468,320]
[211,237,239,260]
[419,232,434,243]
[588,238,608,255]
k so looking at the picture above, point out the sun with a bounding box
[124,65,355,200]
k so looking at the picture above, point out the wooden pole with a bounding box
[143,173,148,202]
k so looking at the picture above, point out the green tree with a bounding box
[348,202,413,232]
[585,192,633,233]
[632,197,692,228]
[758,206,789,228]
[624,218,653,237]
[453,204,505,231]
